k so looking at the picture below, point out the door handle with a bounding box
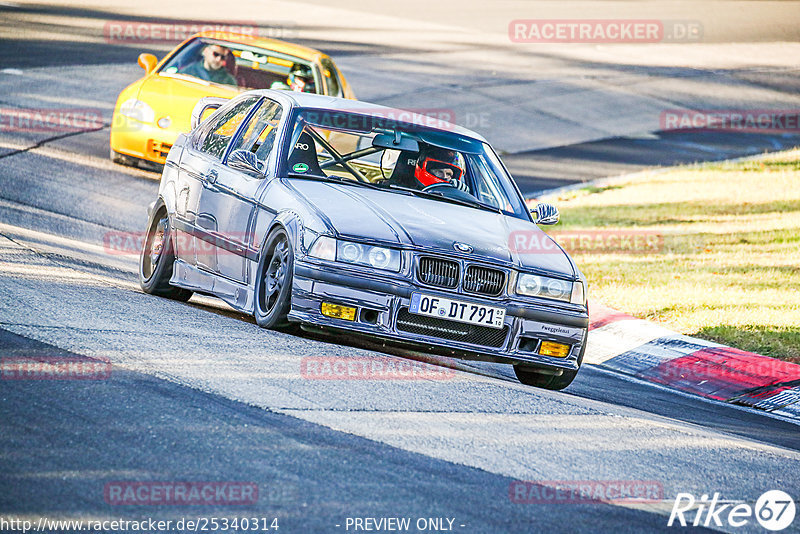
[205,169,218,184]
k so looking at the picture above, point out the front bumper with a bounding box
[110,112,182,165]
[289,260,588,369]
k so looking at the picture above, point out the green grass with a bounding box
[541,150,800,363]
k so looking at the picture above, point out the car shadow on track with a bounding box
[183,294,800,453]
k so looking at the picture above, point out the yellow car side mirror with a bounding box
[137,53,158,75]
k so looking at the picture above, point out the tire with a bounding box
[139,207,193,302]
[254,228,294,329]
[514,365,578,390]
[514,340,586,390]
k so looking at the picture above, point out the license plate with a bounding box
[409,293,506,329]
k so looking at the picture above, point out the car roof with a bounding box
[253,90,488,142]
[195,31,324,61]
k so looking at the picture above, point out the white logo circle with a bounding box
[755,490,796,531]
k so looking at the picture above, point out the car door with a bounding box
[195,98,284,284]
[176,95,261,270]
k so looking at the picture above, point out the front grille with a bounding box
[463,265,505,296]
[147,140,172,161]
[396,308,508,348]
[417,257,459,289]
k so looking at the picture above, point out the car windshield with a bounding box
[158,37,321,93]
[282,109,529,219]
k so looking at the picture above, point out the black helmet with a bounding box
[288,63,315,92]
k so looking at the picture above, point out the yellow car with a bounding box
[110,31,356,168]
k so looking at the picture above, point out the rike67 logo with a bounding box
[668,490,796,531]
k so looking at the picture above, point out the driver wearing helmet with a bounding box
[414,145,469,192]
[270,63,316,93]
[288,63,316,93]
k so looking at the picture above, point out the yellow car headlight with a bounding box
[119,99,155,123]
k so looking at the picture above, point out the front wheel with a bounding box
[514,365,578,390]
[514,341,586,390]
[254,228,294,329]
[139,207,193,302]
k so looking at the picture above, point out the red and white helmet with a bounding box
[414,146,466,188]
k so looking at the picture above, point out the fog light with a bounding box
[539,341,570,358]
[157,116,171,129]
[321,302,356,321]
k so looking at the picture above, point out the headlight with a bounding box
[118,99,155,123]
[337,241,401,271]
[308,237,401,272]
[516,273,573,303]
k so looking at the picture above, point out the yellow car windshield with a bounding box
[159,38,320,93]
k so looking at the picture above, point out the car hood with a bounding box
[286,180,575,277]
[136,73,240,134]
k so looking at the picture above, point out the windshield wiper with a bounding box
[386,185,502,213]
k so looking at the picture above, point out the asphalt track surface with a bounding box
[1,3,799,533]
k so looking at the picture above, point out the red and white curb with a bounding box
[586,301,800,421]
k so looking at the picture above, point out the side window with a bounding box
[320,58,341,97]
[195,97,259,159]
[229,100,283,165]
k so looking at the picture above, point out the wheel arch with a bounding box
[147,197,183,254]
[258,209,305,263]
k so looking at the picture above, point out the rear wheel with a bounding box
[139,207,193,301]
[254,228,294,329]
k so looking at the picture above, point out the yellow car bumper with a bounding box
[110,112,184,165]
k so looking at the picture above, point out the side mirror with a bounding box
[190,97,228,130]
[228,150,263,176]
[137,53,158,75]
[532,202,560,225]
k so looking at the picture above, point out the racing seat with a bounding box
[224,52,238,84]
[287,132,325,176]
[387,150,420,188]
